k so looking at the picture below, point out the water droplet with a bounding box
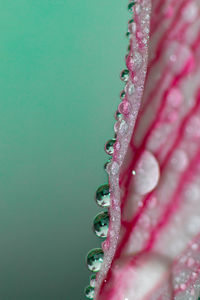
[86,248,104,272]
[128,1,136,13]
[114,119,128,135]
[90,274,96,288]
[126,52,142,70]
[93,211,109,238]
[135,4,141,14]
[119,120,128,135]
[95,184,110,207]
[105,139,116,155]
[131,23,136,33]
[84,285,94,299]
[118,101,131,115]
[133,151,160,195]
[120,90,126,100]
[126,31,132,39]
[115,110,123,121]
[104,157,112,172]
[125,83,135,95]
[107,160,120,176]
[120,69,129,82]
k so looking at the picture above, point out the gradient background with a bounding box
[0,1,127,299]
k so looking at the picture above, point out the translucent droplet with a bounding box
[104,157,112,172]
[128,19,134,24]
[84,285,94,299]
[115,110,123,121]
[125,83,135,95]
[114,119,128,135]
[90,274,96,288]
[131,22,136,33]
[93,211,109,238]
[86,248,104,272]
[110,161,120,175]
[135,4,141,14]
[105,138,116,155]
[133,151,160,195]
[120,90,126,100]
[95,184,110,207]
[118,101,131,115]
[120,69,129,82]
[128,1,136,12]
[126,31,131,39]
[128,84,135,95]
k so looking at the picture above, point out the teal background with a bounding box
[0,1,127,299]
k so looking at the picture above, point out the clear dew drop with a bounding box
[115,110,123,121]
[128,1,136,13]
[120,90,126,100]
[95,184,110,207]
[133,151,160,195]
[86,248,104,272]
[126,31,131,39]
[128,19,134,24]
[118,101,131,115]
[105,138,116,155]
[110,161,119,175]
[125,82,135,95]
[104,157,112,172]
[115,119,128,135]
[84,285,94,299]
[93,211,109,238]
[90,274,96,288]
[120,69,129,82]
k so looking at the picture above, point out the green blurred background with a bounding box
[0,1,127,299]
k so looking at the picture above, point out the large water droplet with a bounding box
[120,69,129,82]
[95,184,110,207]
[128,1,136,12]
[93,211,109,238]
[86,248,104,272]
[105,138,116,155]
[84,285,94,299]
[90,274,96,288]
[133,151,160,195]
